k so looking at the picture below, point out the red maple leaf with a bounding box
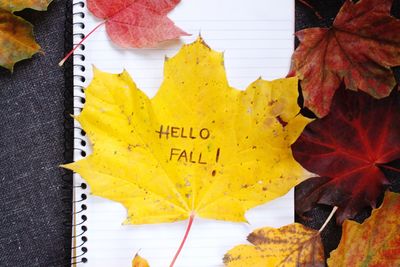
[292,88,400,223]
[292,0,400,117]
[87,0,189,48]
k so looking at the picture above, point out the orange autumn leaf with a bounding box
[0,9,41,71]
[0,0,52,12]
[224,223,325,267]
[0,0,52,71]
[132,253,150,267]
[328,191,400,267]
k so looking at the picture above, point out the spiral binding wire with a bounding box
[64,0,89,265]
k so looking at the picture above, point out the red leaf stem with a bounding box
[59,21,106,66]
[297,0,323,19]
[169,212,195,267]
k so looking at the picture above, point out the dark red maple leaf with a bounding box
[87,0,189,48]
[292,88,400,223]
[292,0,400,117]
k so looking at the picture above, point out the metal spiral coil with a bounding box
[64,0,89,265]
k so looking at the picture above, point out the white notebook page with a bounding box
[72,0,294,266]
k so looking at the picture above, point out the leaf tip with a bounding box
[132,252,150,267]
[60,163,73,171]
[194,35,210,50]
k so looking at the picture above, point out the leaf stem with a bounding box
[319,206,338,233]
[297,0,323,20]
[58,21,106,66]
[376,163,400,173]
[169,212,195,267]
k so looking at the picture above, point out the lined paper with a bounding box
[72,0,294,266]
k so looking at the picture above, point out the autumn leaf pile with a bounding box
[0,0,52,71]
[225,192,400,267]
[292,0,400,221]
[64,0,400,266]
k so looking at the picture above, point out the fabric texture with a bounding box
[0,0,399,266]
[0,1,71,266]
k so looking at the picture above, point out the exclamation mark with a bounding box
[215,148,220,163]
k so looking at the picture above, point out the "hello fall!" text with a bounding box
[155,125,221,165]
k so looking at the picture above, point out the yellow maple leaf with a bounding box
[328,191,400,267]
[63,37,312,263]
[223,223,325,267]
[64,37,311,223]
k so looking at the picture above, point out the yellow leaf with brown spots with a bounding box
[0,8,41,71]
[223,223,325,267]
[63,37,311,224]
[328,191,400,267]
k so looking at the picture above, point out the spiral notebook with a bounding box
[70,0,295,266]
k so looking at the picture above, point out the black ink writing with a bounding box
[156,125,210,140]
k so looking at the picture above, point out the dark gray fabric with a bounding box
[0,1,70,266]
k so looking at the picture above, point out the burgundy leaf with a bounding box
[292,89,400,223]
